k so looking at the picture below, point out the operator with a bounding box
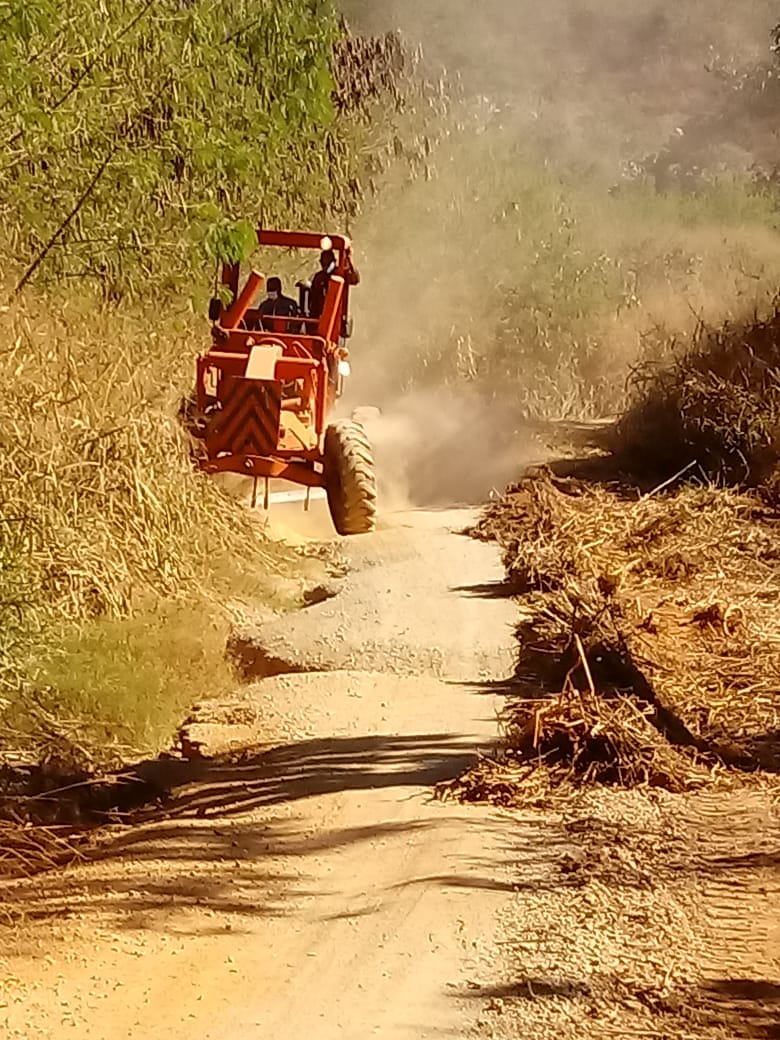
[308,248,360,320]
[258,276,300,332]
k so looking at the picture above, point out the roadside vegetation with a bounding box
[353,129,780,417]
[349,4,780,422]
[0,0,436,762]
[418,10,780,815]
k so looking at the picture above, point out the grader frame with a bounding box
[194,228,376,535]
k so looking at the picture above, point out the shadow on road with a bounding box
[141,731,481,823]
[1,732,497,929]
[449,580,516,599]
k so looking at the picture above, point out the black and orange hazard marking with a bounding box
[205,376,282,459]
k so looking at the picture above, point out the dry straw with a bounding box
[0,293,285,740]
[453,465,780,806]
[614,307,780,489]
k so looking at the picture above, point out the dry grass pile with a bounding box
[442,687,714,808]
[0,752,171,879]
[0,817,87,880]
[453,469,780,804]
[614,308,780,488]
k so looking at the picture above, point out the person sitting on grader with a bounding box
[307,249,360,320]
[258,276,300,332]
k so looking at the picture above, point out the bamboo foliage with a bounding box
[0,0,429,296]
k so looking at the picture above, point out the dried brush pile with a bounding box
[449,469,780,805]
[613,308,780,489]
[0,817,87,879]
[0,737,175,879]
[442,688,715,807]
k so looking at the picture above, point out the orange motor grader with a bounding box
[193,228,377,536]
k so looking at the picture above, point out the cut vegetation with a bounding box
[0,3,433,765]
[445,312,780,806]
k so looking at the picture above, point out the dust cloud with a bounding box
[337,1,780,509]
[348,393,546,510]
[343,1,775,112]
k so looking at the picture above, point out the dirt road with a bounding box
[1,506,519,1039]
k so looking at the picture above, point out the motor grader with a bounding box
[190,228,377,536]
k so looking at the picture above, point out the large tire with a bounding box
[324,420,377,536]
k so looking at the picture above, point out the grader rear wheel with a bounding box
[324,420,377,536]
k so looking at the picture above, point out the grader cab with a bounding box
[193,229,376,536]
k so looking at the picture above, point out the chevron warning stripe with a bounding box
[205,377,282,459]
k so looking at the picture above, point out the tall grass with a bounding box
[342,2,780,423]
[0,291,304,757]
[8,605,233,762]
[613,309,780,490]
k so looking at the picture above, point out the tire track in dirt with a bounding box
[469,786,780,1040]
[673,789,780,1038]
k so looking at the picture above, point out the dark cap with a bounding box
[267,276,282,293]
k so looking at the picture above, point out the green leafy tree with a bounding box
[0,0,430,296]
